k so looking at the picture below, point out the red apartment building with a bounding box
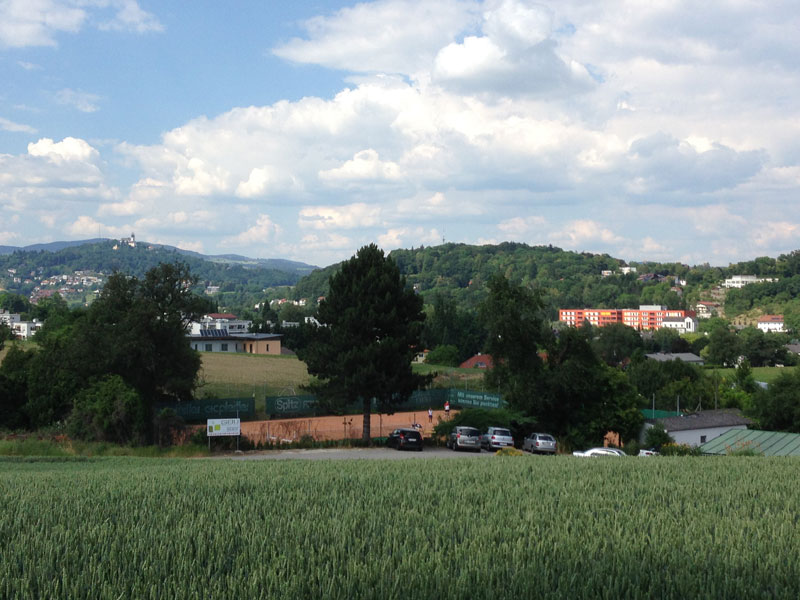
[559,305,697,331]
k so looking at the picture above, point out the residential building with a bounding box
[660,315,698,334]
[0,310,21,327]
[645,352,704,366]
[722,275,776,289]
[757,315,785,333]
[189,313,251,335]
[695,301,720,319]
[187,329,282,355]
[459,354,494,369]
[12,320,42,340]
[559,305,697,331]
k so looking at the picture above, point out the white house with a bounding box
[757,315,785,333]
[12,320,42,340]
[660,315,698,334]
[642,409,751,447]
[0,310,21,326]
[722,275,776,289]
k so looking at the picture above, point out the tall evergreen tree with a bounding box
[298,244,428,441]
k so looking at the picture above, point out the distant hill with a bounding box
[289,243,800,323]
[0,238,317,275]
[0,239,319,300]
[0,239,108,255]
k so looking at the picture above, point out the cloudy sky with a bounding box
[1,0,798,267]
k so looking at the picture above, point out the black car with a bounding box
[387,428,423,451]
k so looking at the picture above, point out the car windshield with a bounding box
[461,428,480,437]
[404,431,421,439]
[494,429,511,436]
[538,435,554,442]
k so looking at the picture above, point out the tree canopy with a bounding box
[0,262,212,442]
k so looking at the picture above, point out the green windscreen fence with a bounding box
[167,389,504,421]
[157,397,255,421]
[264,388,504,418]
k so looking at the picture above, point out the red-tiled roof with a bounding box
[207,313,237,319]
[459,354,494,369]
[758,315,783,323]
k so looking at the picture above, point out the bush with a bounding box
[623,440,642,456]
[67,376,146,445]
[425,345,461,367]
[495,447,524,457]
[644,423,674,451]
[659,443,701,456]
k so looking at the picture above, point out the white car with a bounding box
[638,449,659,457]
[572,447,626,457]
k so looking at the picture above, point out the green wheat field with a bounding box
[1,456,798,599]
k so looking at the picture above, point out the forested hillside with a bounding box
[0,241,313,300]
[289,244,800,327]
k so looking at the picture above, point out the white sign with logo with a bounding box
[207,418,241,437]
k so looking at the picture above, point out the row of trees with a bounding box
[0,263,212,443]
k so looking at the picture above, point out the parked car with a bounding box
[522,433,557,454]
[386,428,423,451]
[638,448,659,457]
[447,426,481,452]
[481,427,514,451]
[572,447,626,457]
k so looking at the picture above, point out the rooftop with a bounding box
[654,409,751,432]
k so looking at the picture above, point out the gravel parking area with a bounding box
[225,447,496,461]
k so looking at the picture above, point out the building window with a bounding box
[205,344,212,352]
[266,344,269,352]
[700,435,707,444]
[221,343,228,352]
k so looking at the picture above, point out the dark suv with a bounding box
[387,428,423,451]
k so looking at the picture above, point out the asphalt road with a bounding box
[224,447,497,461]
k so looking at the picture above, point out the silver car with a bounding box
[447,426,482,452]
[522,433,557,454]
[481,427,514,451]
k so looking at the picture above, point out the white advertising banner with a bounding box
[207,418,241,437]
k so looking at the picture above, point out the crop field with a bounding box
[1,456,798,599]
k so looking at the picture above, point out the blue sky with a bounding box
[1,0,799,267]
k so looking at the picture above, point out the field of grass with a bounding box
[195,352,311,401]
[708,365,792,384]
[1,456,798,599]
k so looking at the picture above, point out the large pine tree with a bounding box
[299,244,428,441]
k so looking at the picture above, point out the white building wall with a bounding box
[190,340,241,353]
[668,425,748,447]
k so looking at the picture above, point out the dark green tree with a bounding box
[0,345,33,429]
[298,244,428,441]
[751,367,800,432]
[425,344,460,367]
[0,321,14,350]
[593,322,643,365]
[703,326,742,367]
[479,274,550,411]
